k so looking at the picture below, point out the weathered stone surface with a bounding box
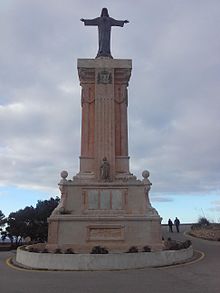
[47,180,162,252]
[16,246,193,270]
[77,58,132,181]
[46,58,162,254]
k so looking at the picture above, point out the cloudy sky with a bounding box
[0,0,220,223]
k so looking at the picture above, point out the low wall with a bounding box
[0,244,11,251]
[16,246,193,270]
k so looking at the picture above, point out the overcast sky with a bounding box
[0,0,220,222]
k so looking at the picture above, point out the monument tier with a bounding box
[47,57,162,252]
[47,8,162,253]
[77,58,132,181]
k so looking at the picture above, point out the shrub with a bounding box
[164,239,192,250]
[182,240,192,249]
[28,247,39,253]
[64,248,75,254]
[164,239,180,250]
[169,242,180,250]
[127,246,138,253]
[198,217,210,226]
[41,248,48,253]
[90,246,108,254]
[54,248,62,254]
[143,245,151,252]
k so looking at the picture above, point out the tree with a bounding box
[0,210,6,228]
[5,197,59,245]
[6,207,34,245]
[1,231,7,243]
[34,197,60,242]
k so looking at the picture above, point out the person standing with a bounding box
[174,217,180,233]
[168,218,173,232]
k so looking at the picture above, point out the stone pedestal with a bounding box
[48,178,162,252]
[77,58,131,181]
[47,58,162,252]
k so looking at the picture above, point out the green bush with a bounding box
[64,248,75,254]
[182,240,192,249]
[90,246,108,254]
[164,239,192,250]
[127,246,138,253]
[143,245,151,252]
[28,246,39,253]
[198,217,210,226]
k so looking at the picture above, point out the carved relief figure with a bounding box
[142,170,152,207]
[100,157,110,180]
[52,171,68,214]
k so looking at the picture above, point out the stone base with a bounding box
[16,246,193,270]
[47,180,162,252]
[47,215,162,253]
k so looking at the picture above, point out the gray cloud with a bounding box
[209,201,220,212]
[0,0,220,199]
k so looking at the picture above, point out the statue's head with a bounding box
[101,8,109,17]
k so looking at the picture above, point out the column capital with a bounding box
[77,58,132,69]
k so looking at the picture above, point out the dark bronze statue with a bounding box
[81,8,129,58]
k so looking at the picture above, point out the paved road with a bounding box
[0,225,219,293]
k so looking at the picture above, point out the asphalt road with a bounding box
[0,225,219,293]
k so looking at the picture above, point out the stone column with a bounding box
[77,58,132,180]
[114,69,131,175]
[94,67,115,179]
[78,67,95,175]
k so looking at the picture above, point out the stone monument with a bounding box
[47,8,162,252]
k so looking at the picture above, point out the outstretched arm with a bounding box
[80,17,99,26]
[110,18,129,27]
